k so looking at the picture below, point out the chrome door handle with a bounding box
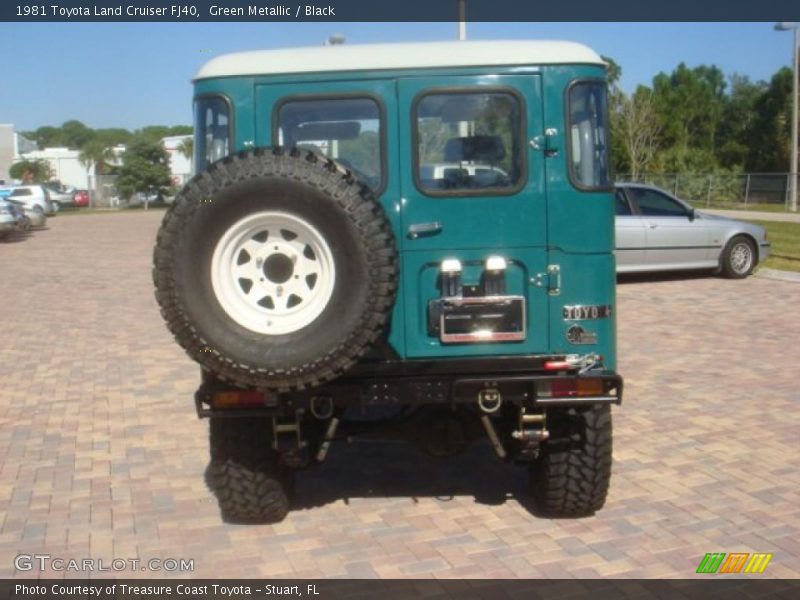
[649,224,658,229]
[407,221,442,239]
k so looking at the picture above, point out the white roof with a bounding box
[194,40,604,80]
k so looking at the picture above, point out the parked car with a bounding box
[44,182,75,210]
[128,189,167,207]
[0,185,56,216]
[0,198,20,239]
[615,183,771,278]
[7,198,46,228]
[73,189,90,207]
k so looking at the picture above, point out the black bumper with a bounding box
[195,355,623,418]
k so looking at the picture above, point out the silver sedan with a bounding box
[615,184,771,278]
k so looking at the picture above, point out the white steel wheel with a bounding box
[211,211,336,335]
[729,241,753,275]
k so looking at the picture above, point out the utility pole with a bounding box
[457,0,466,41]
[775,23,798,212]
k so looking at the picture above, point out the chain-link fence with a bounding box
[617,173,800,211]
[86,174,121,208]
[84,171,798,212]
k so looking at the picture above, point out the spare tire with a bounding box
[153,148,398,391]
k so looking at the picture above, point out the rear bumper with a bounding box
[195,355,623,418]
[759,242,771,263]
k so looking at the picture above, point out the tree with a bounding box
[602,55,631,174]
[61,120,94,149]
[79,141,115,206]
[616,87,662,180]
[748,67,793,172]
[136,125,192,144]
[116,138,171,209]
[177,138,194,161]
[9,159,53,183]
[651,63,727,170]
[716,74,766,169]
[25,126,62,148]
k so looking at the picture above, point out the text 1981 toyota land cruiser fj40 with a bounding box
[153,40,622,523]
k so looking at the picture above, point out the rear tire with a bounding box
[207,418,293,524]
[721,235,756,278]
[529,404,612,517]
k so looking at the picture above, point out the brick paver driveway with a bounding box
[1,212,798,579]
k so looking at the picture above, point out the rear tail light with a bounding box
[538,378,605,398]
[211,390,270,409]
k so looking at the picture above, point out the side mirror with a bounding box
[687,208,696,221]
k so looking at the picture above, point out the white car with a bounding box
[0,198,19,239]
[615,183,771,278]
[1,185,56,216]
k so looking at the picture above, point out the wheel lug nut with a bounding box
[255,258,263,268]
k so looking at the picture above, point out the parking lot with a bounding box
[0,211,798,579]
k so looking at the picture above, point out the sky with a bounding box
[0,21,794,132]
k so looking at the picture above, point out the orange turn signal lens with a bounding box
[212,390,267,409]
[539,378,605,398]
[576,379,604,397]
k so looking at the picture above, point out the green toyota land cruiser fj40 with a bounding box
[153,40,622,523]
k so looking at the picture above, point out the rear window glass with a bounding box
[568,81,611,190]
[276,97,383,192]
[415,91,524,195]
[194,96,231,171]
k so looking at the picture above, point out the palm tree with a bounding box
[178,138,194,162]
[79,142,113,207]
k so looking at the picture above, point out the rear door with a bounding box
[397,75,549,358]
[627,187,711,268]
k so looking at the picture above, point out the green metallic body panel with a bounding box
[193,62,616,368]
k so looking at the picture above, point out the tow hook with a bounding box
[477,386,502,413]
[513,408,549,460]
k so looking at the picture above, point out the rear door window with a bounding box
[414,90,524,195]
[276,96,383,192]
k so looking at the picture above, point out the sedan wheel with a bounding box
[721,236,755,279]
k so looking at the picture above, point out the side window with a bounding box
[194,96,230,172]
[630,188,688,217]
[276,97,383,192]
[615,189,632,216]
[10,188,31,197]
[568,81,611,190]
[414,90,524,195]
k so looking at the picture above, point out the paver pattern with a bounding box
[0,212,798,579]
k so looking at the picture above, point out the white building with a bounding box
[0,124,37,184]
[161,135,193,185]
[18,147,93,189]
[4,130,192,190]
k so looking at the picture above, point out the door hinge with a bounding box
[531,265,561,296]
